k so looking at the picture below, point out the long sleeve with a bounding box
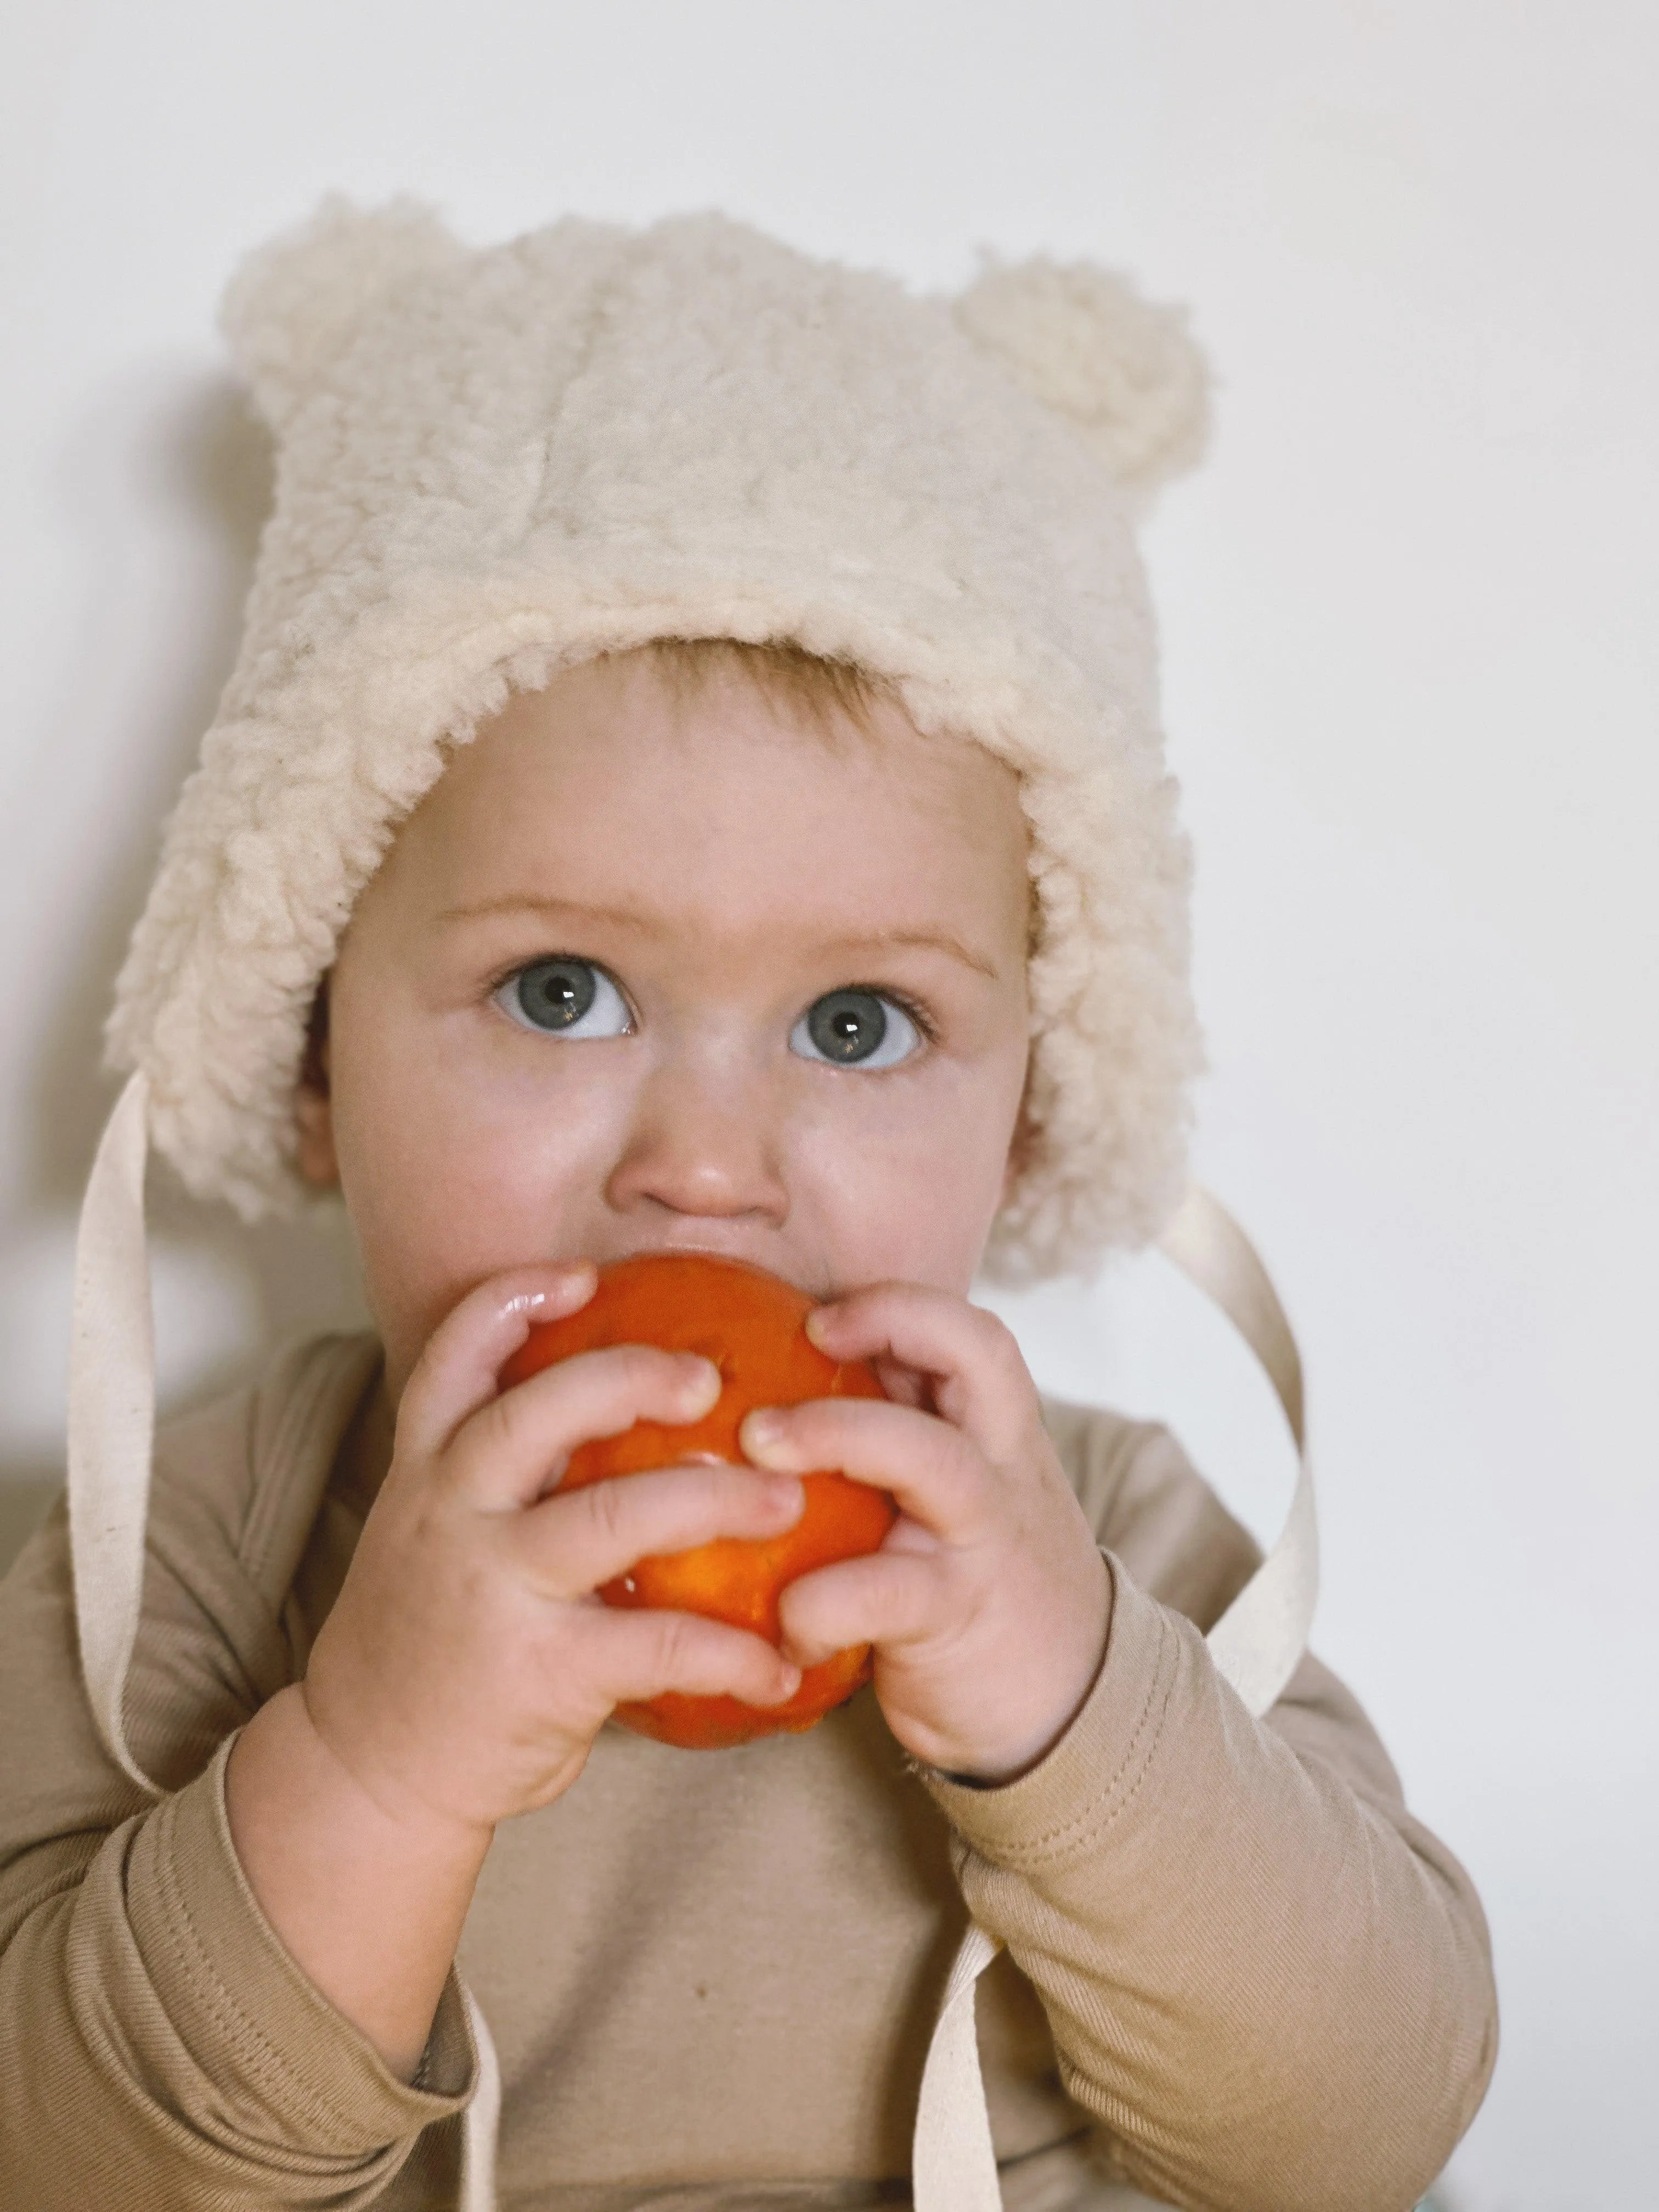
[0,1341,476,2211]
[922,1409,1498,2212]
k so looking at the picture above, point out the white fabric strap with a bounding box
[460,1987,503,2212]
[911,1184,1320,2212]
[1159,1185,1318,1716]
[911,1919,1005,2212]
[67,1069,160,1796]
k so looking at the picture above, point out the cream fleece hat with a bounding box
[105,199,1209,1278]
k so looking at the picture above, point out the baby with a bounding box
[0,207,1496,2211]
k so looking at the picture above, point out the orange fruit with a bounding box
[499,1252,894,1749]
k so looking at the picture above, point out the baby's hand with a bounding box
[302,1264,805,1841]
[742,1287,1110,1782]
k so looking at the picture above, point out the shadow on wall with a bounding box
[1,370,369,1576]
[0,1473,61,1577]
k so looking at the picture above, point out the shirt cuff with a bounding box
[918,1554,1182,1875]
[124,1734,476,2153]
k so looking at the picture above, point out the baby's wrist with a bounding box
[930,1567,1113,1786]
[288,1679,497,1867]
[941,1698,1087,1788]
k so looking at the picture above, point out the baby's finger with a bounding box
[582,1604,803,1709]
[397,1262,598,1459]
[449,1345,724,1511]
[741,1396,992,1540]
[514,1461,804,1598]
[806,1285,1037,1459]
[775,1547,943,1667]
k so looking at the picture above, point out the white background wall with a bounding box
[1,5,1654,2205]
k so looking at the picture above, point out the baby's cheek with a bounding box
[816,1109,1014,1294]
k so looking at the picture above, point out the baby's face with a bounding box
[303,651,1031,1397]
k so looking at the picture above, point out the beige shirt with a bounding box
[0,1335,1496,2211]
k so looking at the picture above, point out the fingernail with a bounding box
[506,1261,594,1318]
[681,1355,721,1407]
[803,1308,832,1346]
[742,1408,785,1457]
[761,1473,803,1516]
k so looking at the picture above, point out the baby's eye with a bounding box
[789,989,922,1070]
[495,957,633,1039]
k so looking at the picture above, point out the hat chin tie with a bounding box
[68,1070,159,1796]
[66,1082,1314,2212]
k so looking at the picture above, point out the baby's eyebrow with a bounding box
[436,893,663,934]
[855,928,1001,981]
[434,895,1002,980]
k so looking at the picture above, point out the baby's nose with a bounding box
[603,1059,789,1224]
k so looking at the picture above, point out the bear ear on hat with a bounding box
[952,253,1210,507]
[220,195,461,433]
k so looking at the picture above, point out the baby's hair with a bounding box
[636,636,894,746]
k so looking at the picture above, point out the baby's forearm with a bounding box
[225,1684,492,2078]
[928,1571,1497,2212]
[0,1748,473,2210]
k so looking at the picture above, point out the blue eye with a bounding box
[495,957,633,1039]
[790,989,922,1070]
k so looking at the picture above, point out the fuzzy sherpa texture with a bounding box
[108,201,1209,1279]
